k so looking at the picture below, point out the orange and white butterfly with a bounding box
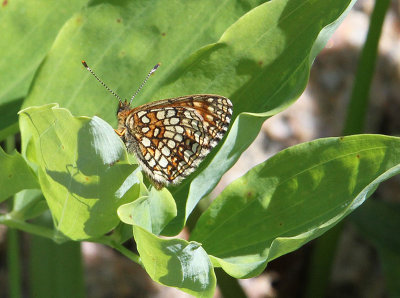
[82,61,232,189]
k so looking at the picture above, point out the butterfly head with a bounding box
[117,100,131,115]
[116,100,133,133]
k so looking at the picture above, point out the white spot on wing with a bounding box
[154,149,161,161]
[142,137,151,147]
[164,131,174,139]
[184,150,193,162]
[157,110,166,120]
[137,111,146,117]
[167,140,176,149]
[162,146,171,156]
[175,126,184,134]
[159,156,168,168]
[194,131,202,143]
[148,159,156,167]
[174,134,183,142]
[184,111,193,119]
[192,143,199,153]
[141,116,150,124]
[170,118,179,125]
[166,109,176,117]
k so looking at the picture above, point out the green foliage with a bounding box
[2,0,399,297]
[191,135,400,278]
[118,187,177,235]
[352,199,400,296]
[18,104,140,240]
[0,147,39,202]
[134,227,216,297]
[0,0,88,104]
[29,237,85,298]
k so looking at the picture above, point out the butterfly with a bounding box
[82,61,232,189]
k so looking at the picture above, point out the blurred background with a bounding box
[1,0,399,297]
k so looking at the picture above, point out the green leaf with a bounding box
[0,0,88,104]
[191,135,400,278]
[351,199,400,296]
[23,0,267,120]
[18,104,141,240]
[0,147,39,202]
[11,189,47,220]
[118,187,177,235]
[163,0,357,234]
[20,0,267,235]
[22,0,356,235]
[134,225,215,297]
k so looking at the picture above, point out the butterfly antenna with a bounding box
[82,60,123,102]
[129,63,160,105]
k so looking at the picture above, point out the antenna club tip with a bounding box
[81,60,88,68]
[150,63,161,75]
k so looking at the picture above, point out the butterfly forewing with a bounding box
[118,95,232,189]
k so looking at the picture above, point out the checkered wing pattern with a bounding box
[118,95,232,189]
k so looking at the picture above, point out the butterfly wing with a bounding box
[121,94,232,189]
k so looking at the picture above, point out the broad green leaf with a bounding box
[163,0,357,234]
[18,104,141,240]
[0,0,88,104]
[191,135,400,278]
[351,200,400,296]
[118,200,142,225]
[23,0,266,120]
[134,225,215,297]
[11,189,47,220]
[22,0,356,236]
[118,187,176,235]
[0,147,39,202]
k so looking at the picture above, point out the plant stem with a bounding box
[5,135,22,298]
[29,237,85,298]
[94,236,141,265]
[0,215,55,240]
[215,268,247,298]
[7,227,21,298]
[343,0,390,135]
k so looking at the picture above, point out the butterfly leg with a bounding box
[114,128,126,136]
